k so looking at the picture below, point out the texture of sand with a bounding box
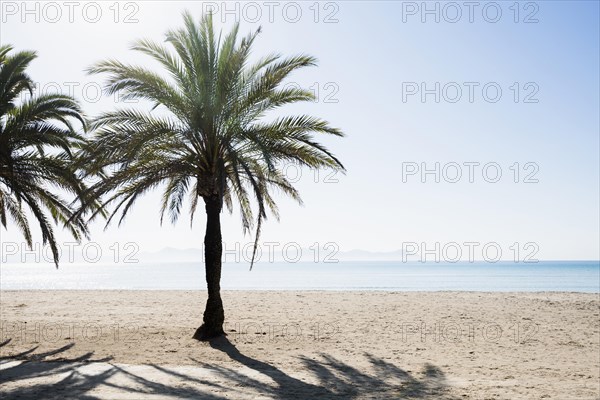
[0,291,598,399]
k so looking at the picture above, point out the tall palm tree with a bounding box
[80,12,345,340]
[0,45,89,267]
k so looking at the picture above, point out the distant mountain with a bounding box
[338,249,405,261]
[137,246,405,263]
[1,244,406,264]
[140,247,204,263]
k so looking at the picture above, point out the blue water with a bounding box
[1,261,598,292]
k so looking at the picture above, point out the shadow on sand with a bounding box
[0,337,458,399]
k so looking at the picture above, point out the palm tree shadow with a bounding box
[0,339,458,399]
[199,336,332,398]
[0,341,116,399]
[206,336,458,399]
[0,342,225,400]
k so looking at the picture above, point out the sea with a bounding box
[0,261,599,292]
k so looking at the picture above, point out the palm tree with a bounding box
[0,45,89,267]
[80,12,345,340]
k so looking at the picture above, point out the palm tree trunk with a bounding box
[193,194,225,340]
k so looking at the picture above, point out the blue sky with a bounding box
[0,1,598,260]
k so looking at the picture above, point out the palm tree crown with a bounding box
[0,45,88,267]
[82,12,345,262]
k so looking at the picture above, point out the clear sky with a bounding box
[0,1,598,261]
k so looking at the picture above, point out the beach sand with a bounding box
[0,291,598,399]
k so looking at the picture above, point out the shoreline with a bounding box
[3,261,598,293]
[2,289,599,293]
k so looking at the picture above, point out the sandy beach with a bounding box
[1,291,598,399]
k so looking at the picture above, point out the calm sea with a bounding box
[1,261,598,292]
